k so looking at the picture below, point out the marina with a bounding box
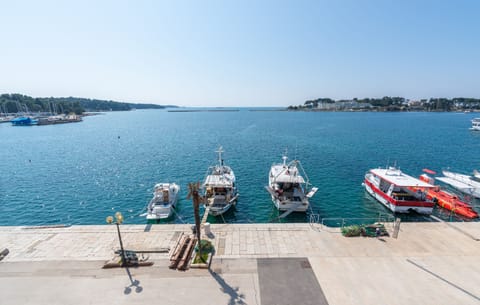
[1,110,480,226]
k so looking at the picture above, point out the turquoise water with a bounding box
[1,110,479,226]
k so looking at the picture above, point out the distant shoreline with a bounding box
[168,109,240,112]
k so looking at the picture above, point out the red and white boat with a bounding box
[364,167,435,214]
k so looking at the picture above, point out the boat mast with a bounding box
[282,148,288,167]
[216,146,224,166]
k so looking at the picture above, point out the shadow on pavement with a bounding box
[124,267,143,295]
[209,268,246,305]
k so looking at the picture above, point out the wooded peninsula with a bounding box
[0,93,176,114]
[288,97,480,112]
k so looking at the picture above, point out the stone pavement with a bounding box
[0,222,479,304]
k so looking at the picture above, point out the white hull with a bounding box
[470,118,480,131]
[272,197,309,212]
[439,171,480,198]
[146,207,173,220]
[208,201,235,216]
[146,183,180,220]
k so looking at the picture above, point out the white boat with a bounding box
[364,167,435,214]
[436,170,480,198]
[470,118,480,131]
[202,147,238,216]
[267,153,318,215]
[146,183,180,220]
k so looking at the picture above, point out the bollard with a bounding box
[0,248,9,261]
[204,222,211,235]
[392,218,401,239]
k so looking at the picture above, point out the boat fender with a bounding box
[433,197,438,204]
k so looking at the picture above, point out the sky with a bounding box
[1,0,479,107]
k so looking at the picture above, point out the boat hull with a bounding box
[364,178,434,214]
[208,202,234,216]
[146,205,174,220]
[206,194,237,216]
[272,197,309,212]
[440,171,480,198]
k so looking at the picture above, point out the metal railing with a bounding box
[309,213,396,233]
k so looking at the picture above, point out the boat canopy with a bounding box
[271,165,306,184]
[275,174,305,184]
[204,174,234,187]
[370,168,434,188]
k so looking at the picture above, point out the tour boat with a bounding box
[436,170,480,199]
[415,171,478,219]
[364,167,435,214]
[470,118,480,131]
[146,183,180,220]
[266,153,318,214]
[202,147,238,216]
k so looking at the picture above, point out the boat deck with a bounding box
[437,176,474,189]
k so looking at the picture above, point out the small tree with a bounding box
[187,182,205,262]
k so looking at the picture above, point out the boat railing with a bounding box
[309,214,396,233]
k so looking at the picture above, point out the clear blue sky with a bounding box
[1,0,479,106]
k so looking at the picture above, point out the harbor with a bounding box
[0,221,479,304]
[2,110,480,226]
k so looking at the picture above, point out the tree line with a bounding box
[290,96,480,111]
[0,93,172,114]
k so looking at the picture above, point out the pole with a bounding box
[116,222,126,267]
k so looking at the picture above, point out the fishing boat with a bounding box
[470,118,480,131]
[266,153,318,215]
[146,183,180,220]
[364,166,435,214]
[415,170,478,219]
[436,170,480,199]
[202,147,238,216]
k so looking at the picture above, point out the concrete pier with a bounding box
[0,222,479,305]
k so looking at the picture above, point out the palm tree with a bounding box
[187,182,205,262]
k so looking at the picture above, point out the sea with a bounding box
[1,109,479,226]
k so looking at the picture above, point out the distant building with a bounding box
[316,100,372,110]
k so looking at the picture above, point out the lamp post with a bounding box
[106,211,126,267]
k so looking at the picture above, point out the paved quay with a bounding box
[0,221,479,305]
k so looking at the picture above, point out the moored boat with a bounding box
[416,171,478,219]
[11,116,38,126]
[436,170,480,199]
[470,118,480,131]
[364,166,435,214]
[146,183,180,220]
[202,147,238,216]
[266,152,317,215]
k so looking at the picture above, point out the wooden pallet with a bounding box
[169,233,197,270]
